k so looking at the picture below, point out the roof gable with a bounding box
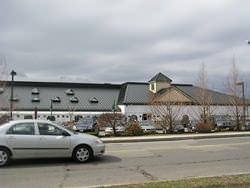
[155,87,193,103]
[175,85,243,105]
[149,72,172,83]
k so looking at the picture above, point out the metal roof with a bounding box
[118,83,150,105]
[118,83,247,105]
[0,79,247,112]
[0,82,121,111]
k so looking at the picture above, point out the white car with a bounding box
[139,121,156,133]
[0,120,105,167]
[104,126,125,135]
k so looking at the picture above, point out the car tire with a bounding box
[0,148,10,167]
[72,145,93,163]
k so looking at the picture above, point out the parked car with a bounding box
[104,126,125,135]
[173,124,185,133]
[73,123,90,132]
[213,115,234,130]
[73,117,97,132]
[139,120,156,133]
[245,120,250,130]
[0,120,105,167]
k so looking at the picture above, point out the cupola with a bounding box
[149,72,172,93]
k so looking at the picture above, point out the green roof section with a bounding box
[149,72,172,83]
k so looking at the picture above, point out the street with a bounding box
[1,137,250,188]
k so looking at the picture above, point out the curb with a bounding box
[102,132,250,143]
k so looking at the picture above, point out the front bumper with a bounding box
[93,143,105,156]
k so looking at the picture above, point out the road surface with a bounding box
[1,137,250,188]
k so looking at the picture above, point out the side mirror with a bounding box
[62,131,71,136]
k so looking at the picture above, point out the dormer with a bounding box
[149,72,172,93]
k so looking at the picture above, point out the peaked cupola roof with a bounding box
[149,72,172,83]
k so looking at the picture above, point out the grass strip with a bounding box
[104,174,250,188]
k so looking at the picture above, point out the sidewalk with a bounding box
[101,131,250,143]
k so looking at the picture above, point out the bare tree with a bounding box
[194,63,214,129]
[150,90,183,133]
[0,56,8,120]
[226,60,242,130]
[97,112,126,136]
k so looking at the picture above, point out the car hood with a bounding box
[140,125,155,129]
[74,133,99,140]
[76,124,89,127]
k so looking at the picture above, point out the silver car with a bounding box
[0,120,105,167]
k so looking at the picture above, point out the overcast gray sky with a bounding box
[1,0,250,92]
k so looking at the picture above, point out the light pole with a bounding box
[236,82,245,128]
[247,40,250,117]
[50,99,53,117]
[10,70,17,120]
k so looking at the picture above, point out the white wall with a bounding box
[120,104,244,121]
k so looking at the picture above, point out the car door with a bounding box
[6,122,38,159]
[36,122,71,158]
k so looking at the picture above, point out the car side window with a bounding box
[38,123,64,136]
[7,123,35,135]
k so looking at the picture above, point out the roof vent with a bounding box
[52,96,61,103]
[10,97,19,102]
[0,88,4,94]
[70,96,79,103]
[31,88,40,94]
[89,97,99,103]
[32,97,40,102]
[65,89,74,95]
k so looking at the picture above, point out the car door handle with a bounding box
[40,137,46,140]
[7,136,16,140]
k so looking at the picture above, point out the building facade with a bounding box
[0,73,247,123]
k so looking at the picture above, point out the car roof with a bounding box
[8,119,54,124]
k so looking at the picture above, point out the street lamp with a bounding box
[236,81,246,128]
[50,99,53,117]
[10,70,17,119]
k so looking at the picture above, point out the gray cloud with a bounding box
[1,0,250,95]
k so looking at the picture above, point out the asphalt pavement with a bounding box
[1,136,250,188]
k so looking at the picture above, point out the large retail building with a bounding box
[0,73,247,122]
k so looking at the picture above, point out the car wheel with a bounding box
[0,148,10,167]
[73,145,93,163]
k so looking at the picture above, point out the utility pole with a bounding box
[10,70,17,120]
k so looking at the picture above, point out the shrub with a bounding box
[0,114,10,125]
[196,122,213,133]
[125,122,144,136]
[181,115,190,127]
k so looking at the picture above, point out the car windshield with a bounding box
[140,121,153,126]
[215,116,231,121]
[79,118,93,124]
